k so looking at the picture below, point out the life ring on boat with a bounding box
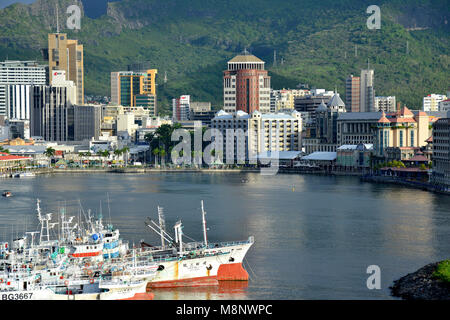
[98,262,103,268]
[0,278,3,283]
[89,278,94,284]
[87,269,93,276]
[64,280,69,286]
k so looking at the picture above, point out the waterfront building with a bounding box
[0,60,48,116]
[423,94,447,112]
[374,96,396,113]
[110,69,157,115]
[373,107,430,159]
[0,152,32,174]
[431,113,450,188]
[336,144,373,171]
[210,109,302,163]
[223,51,271,113]
[345,75,360,112]
[48,33,84,104]
[360,69,375,112]
[302,93,346,154]
[300,151,337,171]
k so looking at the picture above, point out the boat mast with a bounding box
[157,206,166,247]
[201,200,208,248]
[174,221,183,255]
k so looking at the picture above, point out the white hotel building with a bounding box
[210,110,302,163]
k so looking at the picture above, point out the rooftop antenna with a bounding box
[56,2,60,34]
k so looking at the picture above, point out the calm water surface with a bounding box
[1,172,450,300]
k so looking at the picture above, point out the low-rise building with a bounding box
[336,144,373,171]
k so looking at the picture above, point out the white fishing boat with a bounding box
[141,201,254,288]
[0,199,158,300]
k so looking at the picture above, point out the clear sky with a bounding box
[0,0,35,9]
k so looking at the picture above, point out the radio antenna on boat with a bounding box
[201,200,208,248]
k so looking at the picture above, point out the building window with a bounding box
[400,130,403,147]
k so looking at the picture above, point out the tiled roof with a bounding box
[0,152,31,161]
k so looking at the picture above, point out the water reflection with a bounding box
[151,281,249,300]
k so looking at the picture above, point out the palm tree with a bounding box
[152,147,160,166]
[45,147,56,158]
[159,149,166,167]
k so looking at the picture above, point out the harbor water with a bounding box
[1,172,450,299]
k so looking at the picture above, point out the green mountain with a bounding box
[0,0,448,115]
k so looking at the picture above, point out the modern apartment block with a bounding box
[431,113,450,188]
[210,109,302,163]
[423,94,447,112]
[223,51,271,114]
[345,75,360,112]
[110,69,157,115]
[374,96,396,112]
[48,33,84,104]
[0,60,48,116]
[360,69,374,112]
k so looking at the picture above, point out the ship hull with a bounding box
[148,242,252,288]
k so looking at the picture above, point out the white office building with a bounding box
[374,96,396,112]
[423,94,447,112]
[0,61,48,116]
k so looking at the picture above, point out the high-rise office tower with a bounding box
[48,33,84,104]
[360,69,374,112]
[110,69,157,115]
[0,60,48,116]
[223,51,271,114]
[31,71,77,142]
[345,75,360,112]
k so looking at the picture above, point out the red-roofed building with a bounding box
[0,152,32,173]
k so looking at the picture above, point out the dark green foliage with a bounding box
[0,0,448,115]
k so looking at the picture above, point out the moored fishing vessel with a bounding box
[0,199,158,300]
[141,201,254,288]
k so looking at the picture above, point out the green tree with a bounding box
[45,147,56,158]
